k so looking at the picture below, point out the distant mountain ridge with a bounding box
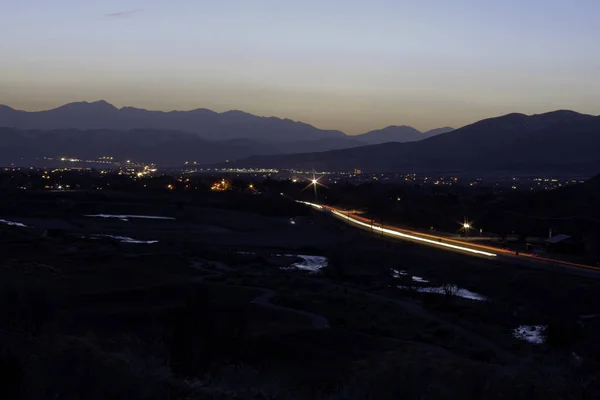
[218,110,600,176]
[356,125,454,145]
[0,101,451,145]
[1,103,596,175]
[0,100,347,143]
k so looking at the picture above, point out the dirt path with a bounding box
[190,261,330,329]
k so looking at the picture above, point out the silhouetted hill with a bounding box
[0,128,280,166]
[423,127,454,137]
[220,111,600,176]
[516,172,600,220]
[0,102,452,156]
[355,125,422,144]
[0,127,371,166]
[0,101,347,143]
[355,125,453,145]
[490,173,600,248]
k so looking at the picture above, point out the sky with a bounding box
[1,0,599,134]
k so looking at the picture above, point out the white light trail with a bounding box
[296,200,323,209]
[330,210,497,258]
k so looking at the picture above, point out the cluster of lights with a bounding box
[134,166,158,178]
[195,168,278,174]
[56,157,115,165]
[210,179,230,192]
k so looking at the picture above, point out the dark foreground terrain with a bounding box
[2,189,600,399]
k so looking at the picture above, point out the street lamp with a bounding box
[301,171,325,203]
[310,171,320,202]
[463,221,471,239]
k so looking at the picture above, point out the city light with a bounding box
[302,172,326,197]
[461,219,473,238]
[211,179,230,192]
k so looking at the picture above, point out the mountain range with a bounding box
[0,100,450,142]
[222,110,600,176]
[2,101,597,176]
[0,101,453,166]
[355,125,454,145]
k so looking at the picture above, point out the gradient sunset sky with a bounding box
[1,0,598,134]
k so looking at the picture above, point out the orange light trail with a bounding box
[296,201,600,272]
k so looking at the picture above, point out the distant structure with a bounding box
[354,169,362,175]
[546,234,584,254]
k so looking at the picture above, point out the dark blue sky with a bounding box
[1,0,598,133]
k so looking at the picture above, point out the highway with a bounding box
[296,200,600,274]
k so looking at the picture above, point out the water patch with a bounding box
[398,285,487,301]
[0,219,28,228]
[292,255,328,272]
[513,325,546,344]
[277,254,328,273]
[89,234,158,244]
[391,269,429,283]
[391,269,407,278]
[85,214,175,222]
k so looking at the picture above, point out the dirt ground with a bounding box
[1,190,599,399]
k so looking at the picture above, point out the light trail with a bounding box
[296,200,323,209]
[331,207,513,255]
[329,210,497,257]
[295,200,600,271]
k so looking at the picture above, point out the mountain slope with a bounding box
[0,101,346,142]
[0,128,278,166]
[219,111,600,175]
[354,125,453,145]
[423,127,454,137]
[0,101,453,152]
[0,127,370,166]
[355,125,423,144]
